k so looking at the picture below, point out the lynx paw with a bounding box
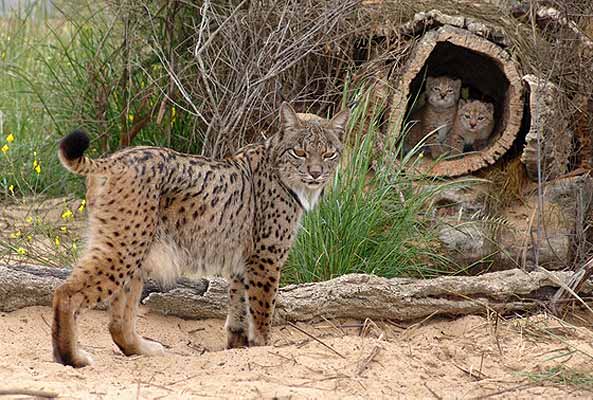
[137,337,165,356]
[226,328,249,349]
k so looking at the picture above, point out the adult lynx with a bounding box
[52,103,349,367]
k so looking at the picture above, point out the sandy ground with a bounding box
[1,306,593,399]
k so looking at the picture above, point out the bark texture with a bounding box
[2,265,591,323]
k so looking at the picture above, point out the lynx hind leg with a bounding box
[225,272,249,349]
[109,270,164,356]
[52,178,159,367]
[52,254,126,368]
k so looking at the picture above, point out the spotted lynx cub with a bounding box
[405,76,461,158]
[52,103,349,368]
[447,99,495,155]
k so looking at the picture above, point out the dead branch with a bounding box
[2,265,592,324]
[0,388,58,398]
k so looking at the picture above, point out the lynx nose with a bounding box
[308,167,322,180]
[470,120,477,128]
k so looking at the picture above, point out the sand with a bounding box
[1,306,593,399]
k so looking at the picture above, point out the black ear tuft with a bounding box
[60,130,90,161]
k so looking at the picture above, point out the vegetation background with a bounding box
[0,0,591,285]
[2,2,593,394]
[0,0,467,283]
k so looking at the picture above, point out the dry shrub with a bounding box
[84,1,593,161]
[104,0,375,157]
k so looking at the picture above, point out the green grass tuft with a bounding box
[283,95,460,284]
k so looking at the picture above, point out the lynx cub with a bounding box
[447,99,495,155]
[405,76,462,158]
[52,103,349,368]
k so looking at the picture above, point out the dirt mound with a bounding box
[2,307,593,399]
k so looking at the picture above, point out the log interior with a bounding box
[386,25,524,177]
[406,41,510,153]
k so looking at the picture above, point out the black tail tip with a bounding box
[60,130,90,161]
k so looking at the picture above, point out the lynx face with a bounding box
[457,99,495,134]
[426,76,462,109]
[275,105,348,191]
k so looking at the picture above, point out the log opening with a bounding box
[405,41,509,148]
[388,25,524,177]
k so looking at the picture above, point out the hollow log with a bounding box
[1,264,592,323]
[385,24,524,177]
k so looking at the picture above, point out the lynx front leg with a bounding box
[225,272,249,349]
[244,257,281,347]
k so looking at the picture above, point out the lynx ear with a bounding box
[454,79,462,90]
[426,76,435,87]
[458,98,467,108]
[280,102,301,131]
[486,102,495,114]
[329,109,350,138]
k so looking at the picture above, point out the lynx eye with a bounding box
[478,116,484,121]
[323,151,338,160]
[464,114,471,119]
[289,148,306,158]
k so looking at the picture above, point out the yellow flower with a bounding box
[54,236,61,247]
[61,209,73,220]
[9,231,21,239]
[1,144,8,154]
[25,216,33,224]
[78,199,86,213]
[128,113,134,123]
[171,107,177,126]
[33,159,38,168]
[8,184,14,194]
[6,133,14,143]
[60,226,68,232]
[34,163,41,175]
[26,235,32,242]
[16,247,26,255]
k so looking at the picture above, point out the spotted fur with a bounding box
[52,103,349,367]
[405,76,462,158]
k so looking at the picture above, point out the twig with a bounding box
[423,383,443,400]
[267,351,296,364]
[0,388,58,398]
[354,332,384,376]
[39,313,51,329]
[286,321,346,359]
[453,361,489,381]
[470,381,536,399]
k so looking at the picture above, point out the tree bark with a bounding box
[383,24,524,177]
[1,264,591,323]
[521,75,573,181]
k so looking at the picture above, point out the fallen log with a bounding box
[1,264,591,323]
